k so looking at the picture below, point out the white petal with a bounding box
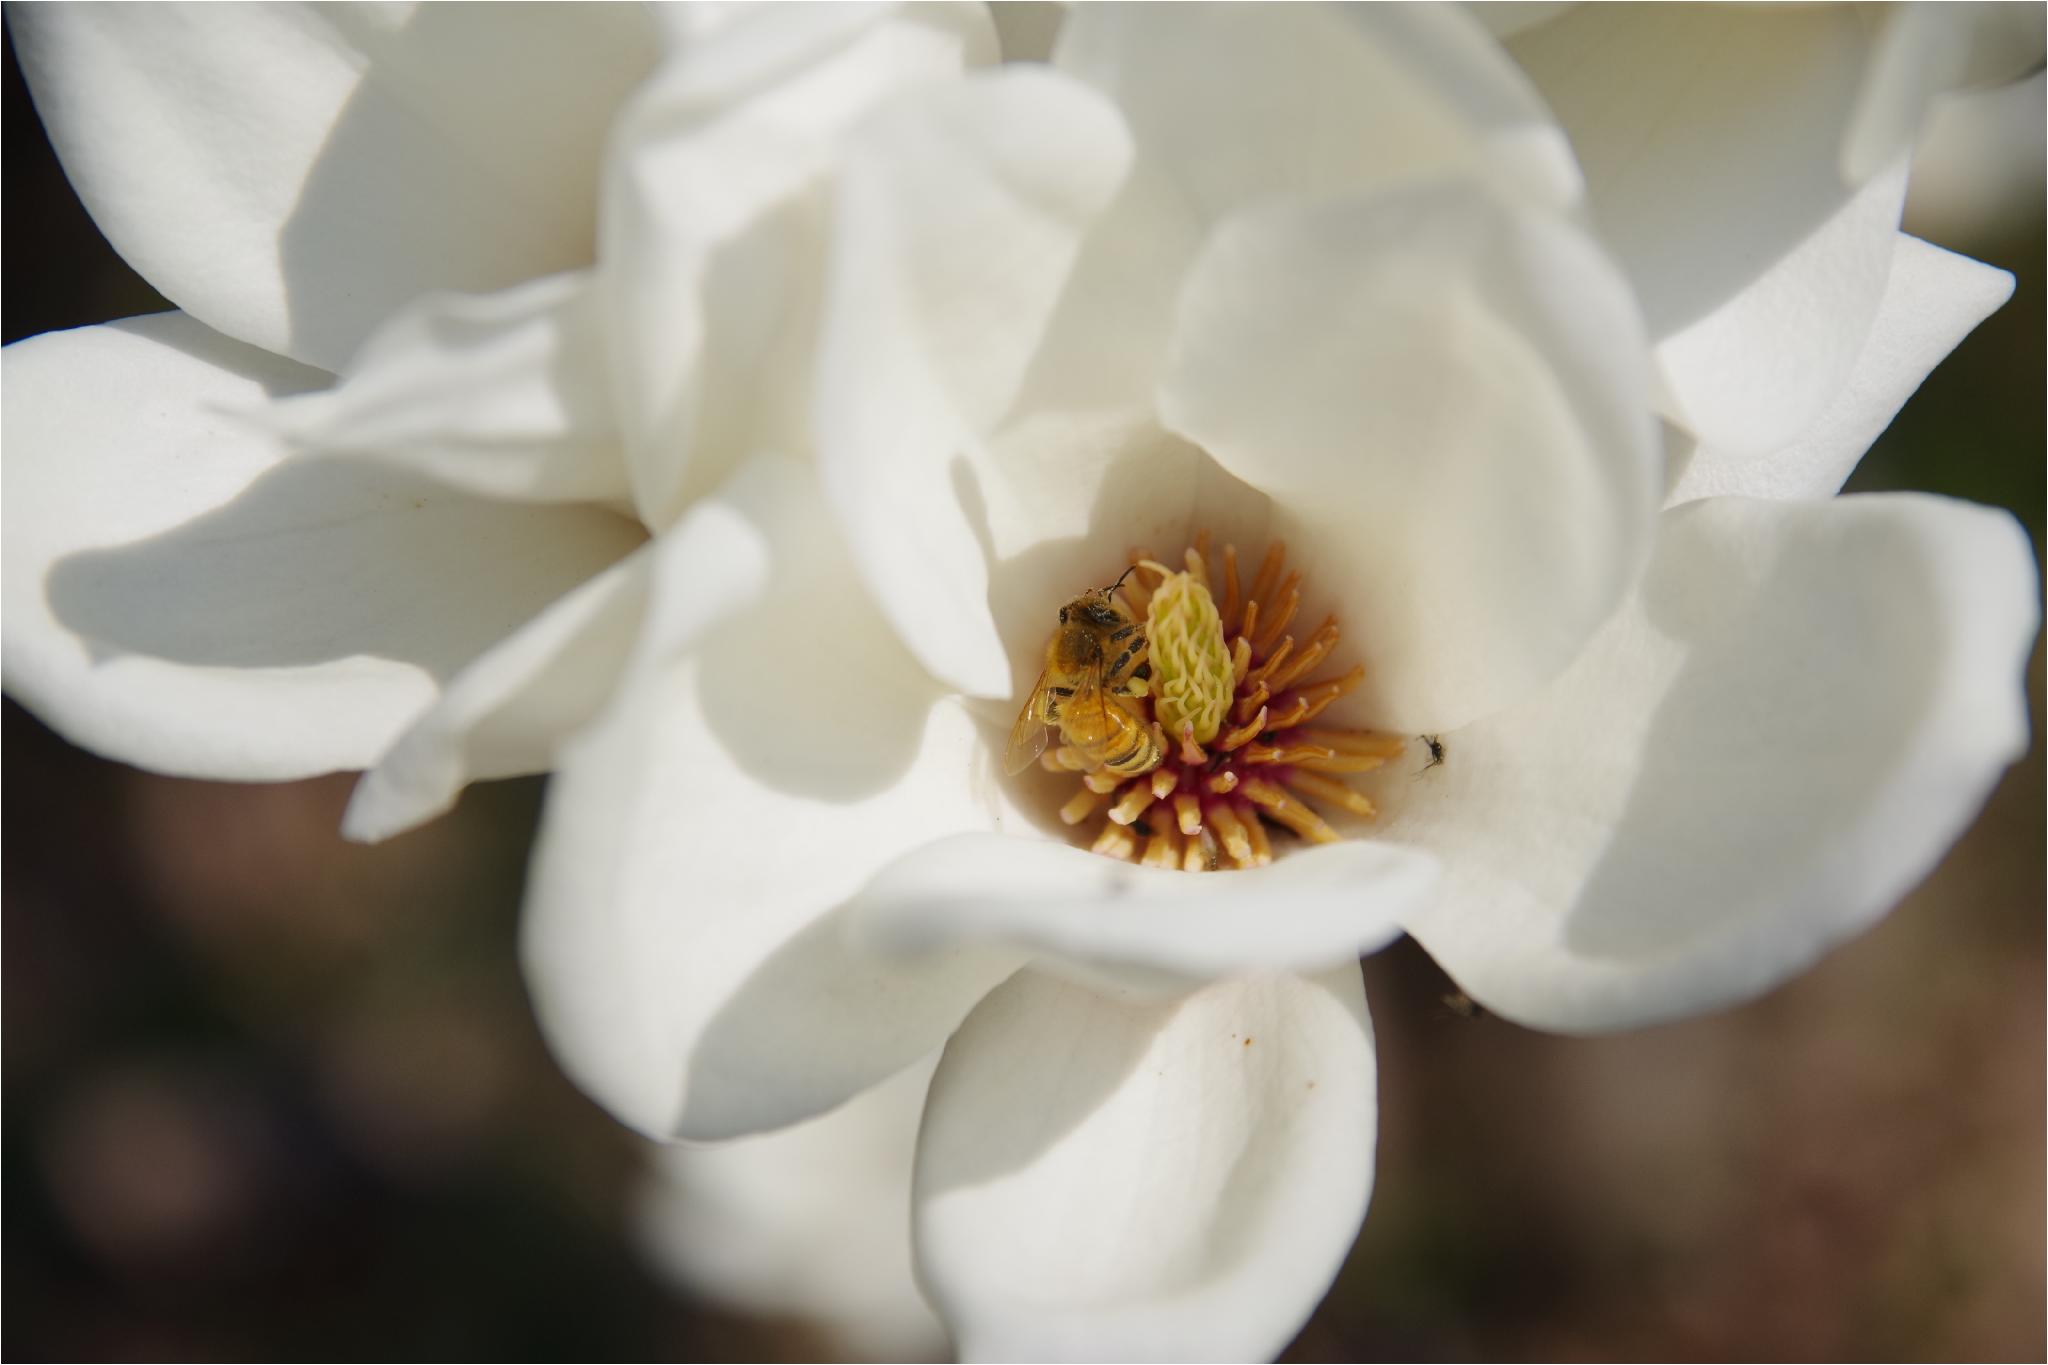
[1667,235,2014,505]
[1159,187,1660,733]
[1055,3,1581,219]
[2,313,642,781]
[266,272,630,506]
[520,460,1023,1141]
[1843,2,2047,182]
[1654,160,1908,460]
[342,467,779,842]
[814,67,1133,699]
[915,967,1376,1363]
[1386,494,2039,1032]
[1509,4,1905,457]
[634,1055,949,1363]
[602,3,995,530]
[1002,2,1586,465]
[13,3,659,372]
[1842,2,1978,183]
[848,833,1430,995]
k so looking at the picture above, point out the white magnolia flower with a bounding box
[4,4,2038,1361]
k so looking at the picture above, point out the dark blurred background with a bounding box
[5,17,2042,1363]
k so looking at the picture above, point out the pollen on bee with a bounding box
[1016,534,1398,871]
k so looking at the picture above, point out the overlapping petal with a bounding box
[1507,4,1906,457]
[915,967,1376,1363]
[266,271,630,506]
[814,66,1135,699]
[1026,1,1583,448]
[601,2,996,530]
[847,833,1428,994]
[1843,2,2047,181]
[342,468,779,843]
[521,459,1025,1142]
[1668,235,2015,505]
[1159,185,1659,732]
[1386,493,2038,1032]
[1055,3,1581,221]
[13,2,659,372]
[2,313,642,781]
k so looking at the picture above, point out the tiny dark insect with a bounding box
[1417,733,1445,774]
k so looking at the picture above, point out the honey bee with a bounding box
[1004,570,1161,778]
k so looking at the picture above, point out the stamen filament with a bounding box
[1242,811,1274,865]
[1283,769,1378,817]
[1060,787,1109,825]
[1108,784,1157,825]
[1287,664,1366,724]
[1252,576,1301,656]
[1216,706,1268,753]
[1264,620,1338,693]
[1288,751,1390,774]
[1291,727,1407,757]
[1141,826,1182,869]
[1247,636,1295,691]
[1173,792,1203,835]
[1241,742,1337,766]
[1242,778,1339,843]
[1246,542,1285,618]
[1122,549,1157,616]
[1208,803,1255,867]
[1219,544,1240,629]
[1091,823,1138,860]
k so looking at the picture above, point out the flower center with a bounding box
[1031,534,1403,870]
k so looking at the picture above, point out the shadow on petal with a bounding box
[276,5,657,368]
[917,974,1164,1188]
[48,458,644,683]
[1568,502,1953,959]
[680,904,1025,1141]
[690,459,957,803]
[694,611,944,804]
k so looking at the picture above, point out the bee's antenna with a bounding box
[1107,564,1139,595]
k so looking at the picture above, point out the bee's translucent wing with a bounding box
[1004,670,1054,775]
[1068,652,1118,753]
